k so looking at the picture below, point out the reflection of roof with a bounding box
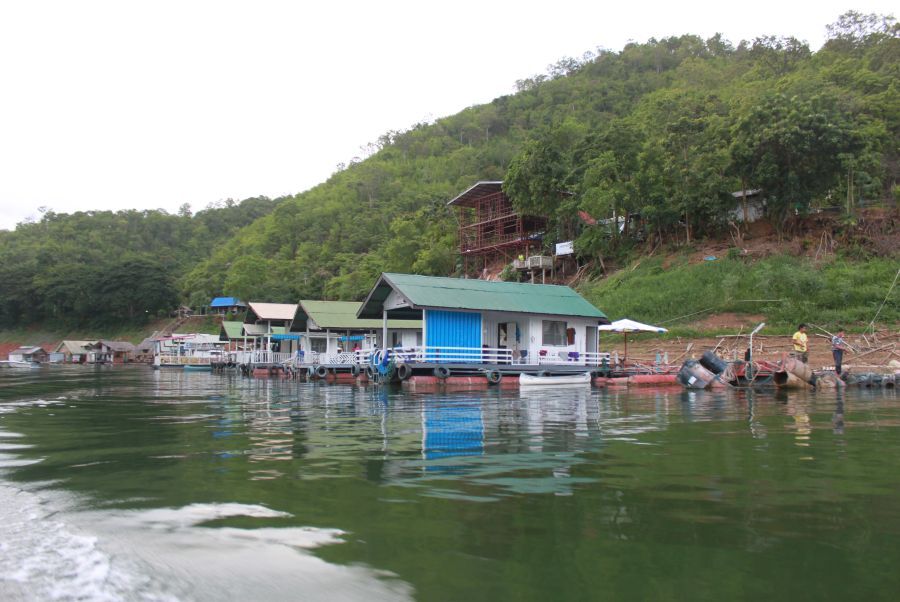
[54,340,94,354]
[447,181,503,207]
[211,296,246,308]
[359,273,609,322]
[296,300,421,331]
[248,302,298,321]
[243,324,287,336]
[221,321,244,339]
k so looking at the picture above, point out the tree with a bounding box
[96,256,179,324]
[730,92,865,235]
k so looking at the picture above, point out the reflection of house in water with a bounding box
[520,388,591,453]
[422,401,485,470]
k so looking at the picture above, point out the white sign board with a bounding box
[555,241,574,256]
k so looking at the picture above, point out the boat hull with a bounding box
[0,360,41,369]
[183,365,212,372]
[520,372,591,386]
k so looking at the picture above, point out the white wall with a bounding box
[480,311,599,363]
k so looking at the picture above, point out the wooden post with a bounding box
[382,309,388,352]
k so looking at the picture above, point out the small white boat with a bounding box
[519,372,592,387]
[0,360,41,369]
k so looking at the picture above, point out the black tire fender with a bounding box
[396,363,412,380]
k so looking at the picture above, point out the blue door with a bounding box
[425,310,482,363]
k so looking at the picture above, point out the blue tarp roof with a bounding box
[210,297,246,308]
[271,333,302,341]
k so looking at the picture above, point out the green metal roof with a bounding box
[220,321,244,340]
[358,273,608,321]
[295,300,421,331]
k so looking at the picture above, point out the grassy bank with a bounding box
[580,254,899,332]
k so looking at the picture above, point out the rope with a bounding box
[866,267,900,335]
[657,300,785,326]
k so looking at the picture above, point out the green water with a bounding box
[1,366,899,601]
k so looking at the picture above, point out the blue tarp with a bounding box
[210,297,246,308]
[339,335,366,341]
[271,333,302,341]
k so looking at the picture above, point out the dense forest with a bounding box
[0,198,280,327]
[0,11,897,329]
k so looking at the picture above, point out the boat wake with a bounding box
[1,408,412,601]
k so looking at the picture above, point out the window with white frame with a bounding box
[542,320,567,346]
[310,337,327,353]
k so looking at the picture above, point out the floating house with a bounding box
[8,346,49,363]
[448,181,548,275]
[87,340,135,364]
[209,296,247,316]
[219,320,246,350]
[153,333,227,368]
[53,340,94,363]
[357,273,610,371]
[290,300,421,361]
[245,302,297,345]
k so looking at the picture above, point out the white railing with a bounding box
[537,351,611,367]
[387,346,514,364]
[286,349,374,366]
[157,354,215,366]
[366,346,611,366]
[318,350,373,365]
[230,351,292,365]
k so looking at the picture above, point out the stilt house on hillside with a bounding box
[209,297,247,316]
[449,181,547,275]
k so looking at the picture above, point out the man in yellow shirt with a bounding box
[792,323,809,363]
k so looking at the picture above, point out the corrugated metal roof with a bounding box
[11,346,46,355]
[221,321,244,339]
[210,297,245,308]
[358,273,608,321]
[247,302,297,322]
[243,324,287,336]
[54,340,94,354]
[98,340,136,352]
[447,181,504,207]
[297,300,421,330]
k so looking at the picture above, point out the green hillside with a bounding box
[180,11,898,304]
[0,11,897,331]
[581,254,899,331]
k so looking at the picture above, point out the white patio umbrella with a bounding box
[598,319,668,362]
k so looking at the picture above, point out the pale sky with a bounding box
[0,1,894,230]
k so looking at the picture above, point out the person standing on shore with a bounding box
[832,328,848,377]
[792,323,809,363]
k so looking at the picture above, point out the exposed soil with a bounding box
[684,208,899,265]
[689,313,766,332]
